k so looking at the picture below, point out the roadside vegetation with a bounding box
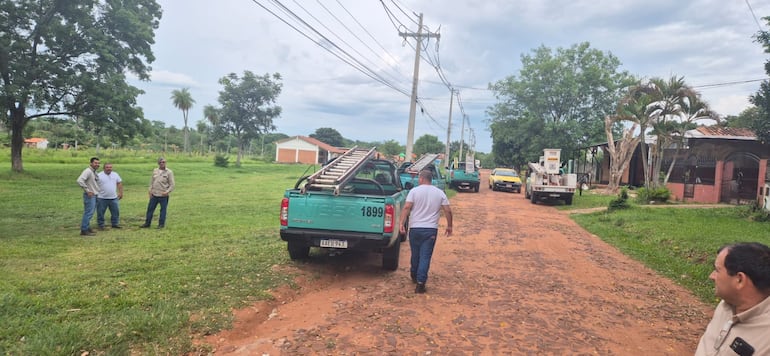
[2,150,769,354]
[565,188,770,302]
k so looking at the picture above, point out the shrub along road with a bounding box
[199,182,712,355]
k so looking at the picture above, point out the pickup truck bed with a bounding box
[280,159,407,270]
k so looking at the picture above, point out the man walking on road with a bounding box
[695,242,770,356]
[398,169,452,294]
[96,163,123,229]
[76,157,100,236]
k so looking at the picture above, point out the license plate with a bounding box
[549,193,561,197]
[320,239,348,248]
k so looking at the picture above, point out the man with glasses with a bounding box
[695,242,770,356]
[140,157,175,229]
[76,157,100,236]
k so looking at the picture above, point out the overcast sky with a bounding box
[130,0,770,153]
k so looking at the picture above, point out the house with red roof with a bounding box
[586,126,770,205]
[24,137,49,149]
[274,136,347,164]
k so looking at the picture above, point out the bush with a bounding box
[214,155,229,167]
[737,201,770,222]
[608,187,630,211]
[635,187,670,204]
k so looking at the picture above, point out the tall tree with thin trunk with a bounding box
[171,88,195,153]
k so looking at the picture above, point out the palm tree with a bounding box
[203,105,219,154]
[644,76,701,188]
[203,104,219,126]
[170,88,195,153]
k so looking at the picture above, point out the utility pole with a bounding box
[458,114,466,163]
[400,13,439,161]
[445,88,454,167]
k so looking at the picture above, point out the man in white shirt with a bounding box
[97,163,123,229]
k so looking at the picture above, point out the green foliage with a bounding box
[170,88,196,153]
[214,155,230,167]
[488,42,636,166]
[572,207,770,303]
[309,127,344,147]
[0,152,309,354]
[413,134,445,155]
[376,139,404,157]
[608,187,631,211]
[736,201,770,222]
[1,0,162,171]
[216,71,283,166]
[635,187,671,204]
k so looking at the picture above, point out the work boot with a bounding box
[140,224,150,228]
[415,283,426,294]
[80,230,96,236]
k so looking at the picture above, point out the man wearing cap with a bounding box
[140,157,175,229]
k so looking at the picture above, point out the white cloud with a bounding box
[133,0,770,153]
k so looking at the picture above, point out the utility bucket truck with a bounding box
[525,149,577,205]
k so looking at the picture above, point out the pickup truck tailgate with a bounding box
[285,191,388,234]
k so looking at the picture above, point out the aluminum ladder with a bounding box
[301,146,377,195]
[405,153,440,174]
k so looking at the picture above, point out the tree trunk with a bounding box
[10,108,27,172]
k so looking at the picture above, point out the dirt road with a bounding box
[201,180,712,355]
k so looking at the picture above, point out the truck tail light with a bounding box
[384,204,395,233]
[280,198,289,226]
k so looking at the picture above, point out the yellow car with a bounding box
[488,168,522,193]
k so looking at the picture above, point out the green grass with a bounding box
[572,206,770,303]
[2,149,769,354]
[1,149,311,355]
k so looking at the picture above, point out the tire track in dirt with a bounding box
[197,181,711,355]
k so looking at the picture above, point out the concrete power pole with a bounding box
[399,13,439,161]
[458,114,466,163]
[445,89,454,167]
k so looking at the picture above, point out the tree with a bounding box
[171,88,195,153]
[309,127,344,147]
[216,71,282,167]
[0,0,162,172]
[750,20,770,144]
[413,134,445,156]
[644,76,713,188]
[377,139,403,157]
[603,83,654,192]
[488,42,635,165]
[722,106,761,129]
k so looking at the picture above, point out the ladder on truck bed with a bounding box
[301,146,377,195]
[406,153,439,174]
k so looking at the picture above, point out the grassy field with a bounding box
[1,149,311,355]
[2,149,769,354]
[566,189,770,302]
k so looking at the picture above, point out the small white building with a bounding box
[274,136,345,164]
[24,137,49,149]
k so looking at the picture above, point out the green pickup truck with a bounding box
[397,153,445,191]
[447,161,480,192]
[279,150,408,270]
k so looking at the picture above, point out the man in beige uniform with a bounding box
[695,242,770,356]
[140,157,175,229]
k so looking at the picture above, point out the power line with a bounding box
[251,0,411,96]
[745,0,764,32]
[693,78,767,89]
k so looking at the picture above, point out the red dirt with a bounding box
[198,174,713,355]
